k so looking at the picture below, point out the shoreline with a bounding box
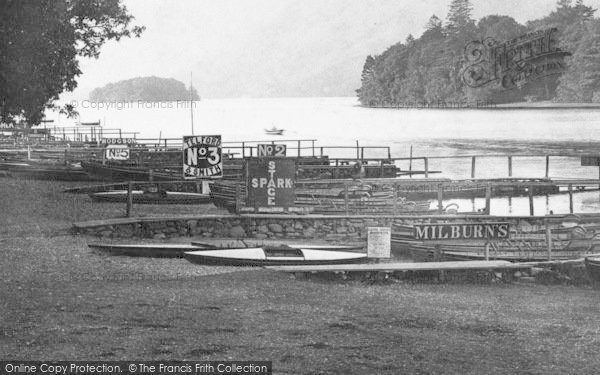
[358,101,600,110]
[1,179,600,372]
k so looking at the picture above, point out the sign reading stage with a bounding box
[257,144,286,157]
[183,135,222,179]
[105,144,130,160]
[414,222,510,241]
[246,158,295,210]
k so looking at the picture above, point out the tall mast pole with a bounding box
[190,72,194,135]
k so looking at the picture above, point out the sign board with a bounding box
[367,227,391,258]
[246,158,295,210]
[257,144,286,157]
[183,135,222,179]
[413,222,510,241]
[101,138,136,145]
[105,144,130,160]
[581,156,600,166]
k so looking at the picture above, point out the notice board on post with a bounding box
[245,158,296,213]
[367,227,391,258]
[182,135,222,179]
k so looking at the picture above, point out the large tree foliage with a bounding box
[0,0,144,126]
[357,0,599,106]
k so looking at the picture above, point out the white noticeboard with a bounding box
[104,144,130,161]
[367,227,391,258]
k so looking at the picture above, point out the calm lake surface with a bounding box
[48,97,600,215]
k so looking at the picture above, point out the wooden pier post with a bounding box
[485,184,492,215]
[545,155,550,178]
[360,147,364,161]
[437,184,443,213]
[344,185,349,215]
[471,156,476,179]
[126,182,133,217]
[545,220,552,261]
[568,184,574,213]
[320,147,323,157]
[424,157,429,178]
[508,156,512,177]
[529,185,534,216]
[297,140,301,157]
[241,142,245,158]
[356,141,360,160]
[393,184,398,213]
[311,140,315,157]
[409,145,413,178]
[484,242,490,261]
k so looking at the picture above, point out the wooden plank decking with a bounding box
[266,260,531,273]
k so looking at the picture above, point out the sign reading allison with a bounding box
[183,135,222,179]
[414,222,510,241]
[247,158,295,210]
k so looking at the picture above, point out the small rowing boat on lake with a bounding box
[264,127,284,135]
[184,247,367,266]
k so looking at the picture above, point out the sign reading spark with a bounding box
[183,135,222,179]
[246,158,295,211]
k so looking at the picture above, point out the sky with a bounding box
[69,0,600,99]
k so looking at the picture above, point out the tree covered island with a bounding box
[89,76,199,102]
[356,0,600,106]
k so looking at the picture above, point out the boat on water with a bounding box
[264,126,284,135]
[88,243,207,257]
[89,190,211,204]
[184,247,367,266]
[585,256,600,281]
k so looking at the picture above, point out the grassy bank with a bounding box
[1,178,599,374]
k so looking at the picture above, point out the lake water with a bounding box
[46,97,600,215]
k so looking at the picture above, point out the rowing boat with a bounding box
[88,243,206,257]
[89,190,211,204]
[184,247,367,266]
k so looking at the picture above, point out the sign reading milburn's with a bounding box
[461,27,570,90]
[414,222,510,241]
[183,135,222,178]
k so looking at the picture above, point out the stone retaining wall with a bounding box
[73,214,576,241]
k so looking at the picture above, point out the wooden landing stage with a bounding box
[266,260,531,273]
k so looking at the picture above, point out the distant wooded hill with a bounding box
[89,76,200,101]
[357,0,600,106]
